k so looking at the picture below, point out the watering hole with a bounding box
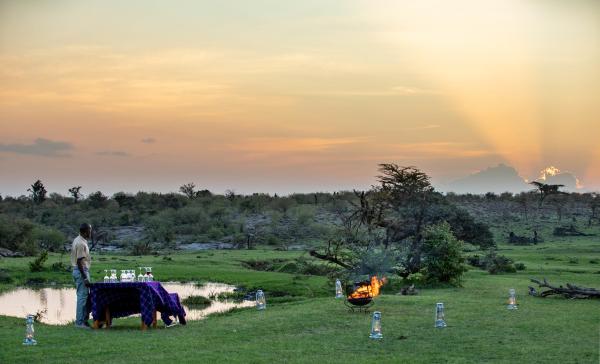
[0,282,254,325]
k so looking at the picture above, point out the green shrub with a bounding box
[421,222,467,285]
[33,226,66,252]
[207,226,224,240]
[466,254,483,268]
[130,241,153,255]
[277,261,300,273]
[51,261,68,272]
[29,250,48,272]
[0,214,36,255]
[182,295,211,306]
[483,250,516,274]
[0,269,13,283]
[514,262,526,271]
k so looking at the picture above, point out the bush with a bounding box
[130,241,153,255]
[421,222,467,285]
[182,295,211,306]
[482,250,516,274]
[0,269,13,283]
[0,214,36,255]
[466,254,482,268]
[514,262,526,271]
[51,261,68,272]
[33,226,66,252]
[29,250,48,272]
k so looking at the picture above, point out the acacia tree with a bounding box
[28,180,47,204]
[68,186,83,203]
[530,181,566,208]
[310,164,494,279]
[179,183,197,199]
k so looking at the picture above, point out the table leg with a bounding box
[105,306,111,329]
[152,310,157,328]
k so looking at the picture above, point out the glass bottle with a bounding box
[138,267,144,282]
[103,270,109,283]
[435,303,447,328]
[369,311,383,339]
[335,279,343,299]
[507,288,518,310]
[147,267,153,282]
[256,290,266,310]
[23,315,37,346]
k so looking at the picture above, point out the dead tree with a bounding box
[90,229,109,251]
[529,278,600,299]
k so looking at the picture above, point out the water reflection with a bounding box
[0,282,254,325]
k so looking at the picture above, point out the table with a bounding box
[90,282,186,330]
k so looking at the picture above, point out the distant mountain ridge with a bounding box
[444,164,530,194]
[443,164,581,194]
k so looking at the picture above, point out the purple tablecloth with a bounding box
[90,282,186,326]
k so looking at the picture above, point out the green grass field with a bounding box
[1,239,599,363]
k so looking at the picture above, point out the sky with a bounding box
[1,0,599,196]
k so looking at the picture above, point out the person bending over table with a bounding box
[71,223,92,329]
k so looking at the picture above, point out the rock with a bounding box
[0,247,24,257]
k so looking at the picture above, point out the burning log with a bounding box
[529,278,600,299]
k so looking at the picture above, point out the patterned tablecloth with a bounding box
[90,282,186,326]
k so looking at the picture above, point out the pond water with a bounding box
[0,282,254,325]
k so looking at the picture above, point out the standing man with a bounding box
[71,223,92,329]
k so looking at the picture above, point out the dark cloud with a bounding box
[141,137,157,144]
[0,138,73,157]
[96,150,130,157]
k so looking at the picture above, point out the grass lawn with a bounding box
[0,239,599,363]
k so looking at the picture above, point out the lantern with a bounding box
[507,288,518,310]
[369,311,383,339]
[23,315,37,346]
[335,279,343,299]
[435,303,447,328]
[256,290,266,310]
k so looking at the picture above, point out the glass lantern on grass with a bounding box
[369,311,383,339]
[23,315,37,346]
[335,279,343,299]
[507,288,518,310]
[256,290,266,310]
[435,303,447,328]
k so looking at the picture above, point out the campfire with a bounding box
[345,276,386,309]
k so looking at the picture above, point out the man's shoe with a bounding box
[74,323,91,329]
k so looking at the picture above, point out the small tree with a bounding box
[179,183,197,199]
[28,180,47,204]
[68,186,83,203]
[421,222,467,285]
[87,191,108,208]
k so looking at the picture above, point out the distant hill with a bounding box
[444,164,531,194]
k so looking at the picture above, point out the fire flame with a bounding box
[348,276,386,299]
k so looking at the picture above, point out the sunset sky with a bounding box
[1,0,599,196]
